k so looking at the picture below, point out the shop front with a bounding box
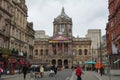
[8,58,16,75]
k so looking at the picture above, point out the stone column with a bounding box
[49,44,53,55]
[56,43,58,54]
[62,43,64,54]
[56,59,58,67]
[38,48,40,56]
[68,43,72,55]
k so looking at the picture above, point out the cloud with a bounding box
[26,0,108,37]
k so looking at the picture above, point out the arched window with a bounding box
[84,49,88,55]
[40,49,43,55]
[73,49,76,55]
[79,49,82,55]
[35,49,38,55]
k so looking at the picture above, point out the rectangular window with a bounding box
[111,33,114,40]
[111,42,118,54]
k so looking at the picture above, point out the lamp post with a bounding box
[99,30,102,64]
[98,30,103,76]
[92,47,94,71]
[106,55,111,80]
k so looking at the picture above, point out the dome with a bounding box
[56,7,71,20]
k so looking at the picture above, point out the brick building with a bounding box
[106,0,120,69]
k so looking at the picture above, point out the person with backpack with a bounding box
[76,65,82,80]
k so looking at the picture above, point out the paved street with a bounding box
[70,71,99,80]
[70,70,120,80]
[30,69,73,80]
[1,69,73,80]
[1,69,120,80]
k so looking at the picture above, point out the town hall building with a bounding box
[33,8,92,68]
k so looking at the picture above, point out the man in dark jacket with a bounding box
[22,65,28,80]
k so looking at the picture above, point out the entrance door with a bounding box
[64,59,68,68]
[57,59,62,70]
[57,59,62,67]
[52,59,56,65]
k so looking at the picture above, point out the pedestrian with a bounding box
[100,67,104,76]
[40,65,44,78]
[76,65,82,80]
[18,66,21,74]
[22,64,28,80]
[0,67,3,78]
[53,65,57,74]
[54,66,57,74]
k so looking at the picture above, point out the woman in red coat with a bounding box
[76,65,82,80]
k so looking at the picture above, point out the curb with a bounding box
[1,74,21,79]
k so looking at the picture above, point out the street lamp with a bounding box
[106,54,111,80]
[91,47,94,71]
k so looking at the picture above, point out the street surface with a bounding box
[71,71,98,80]
[1,69,72,80]
[1,69,120,80]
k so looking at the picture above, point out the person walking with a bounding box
[22,64,28,80]
[54,66,57,74]
[40,65,44,78]
[52,65,57,74]
[0,67,3,78]
[76,65,82,80]
[100,67,104,76]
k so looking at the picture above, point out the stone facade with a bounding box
[0,0,35,74]
[33,8,91,68]
[0,0,35,58]
[0,0,12,49]
[86,29,102,62]
[9,0,28,56]
[106,0,120,69]
[35,30,49,38]
[101,35,107,65]
[72,38,91,67]
[27,22,35,59]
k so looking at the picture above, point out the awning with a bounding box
[30,61,49,65]
[8,59,16,63]
[85,61,96,64]
[18,60,25,65]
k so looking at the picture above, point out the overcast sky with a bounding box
[26,0,108,37]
